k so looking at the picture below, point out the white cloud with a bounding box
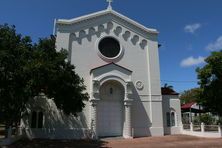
[184,23,201,33]
[205,36,222,51]
[180,56,205,67]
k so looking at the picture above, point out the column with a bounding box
[124,81,133,138]
[124,100,133,138]
[91,100,98,139]
[90,80,100,139]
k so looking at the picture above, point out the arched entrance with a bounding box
[97,80,124,137]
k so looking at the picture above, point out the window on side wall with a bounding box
[31,111,44,128]
[166,111,176,127]
[166,112,171,127]
[171,112,175,126]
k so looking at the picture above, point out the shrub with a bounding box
[193,114,216,125]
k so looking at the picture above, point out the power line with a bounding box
[161,80,197,83]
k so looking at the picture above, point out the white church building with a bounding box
[23,2,182,139]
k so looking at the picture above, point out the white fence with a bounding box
[0,126,23,146]
[182,122,222,138]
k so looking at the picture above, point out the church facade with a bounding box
[23,5,182,139]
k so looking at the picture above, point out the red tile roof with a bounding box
[181,102,196,109]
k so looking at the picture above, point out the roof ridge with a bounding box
[56,9,158,34]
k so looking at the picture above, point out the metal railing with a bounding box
[0,125,5,138]
[193,124,201,132]
[183,124,190,130]
[204,125,218,132]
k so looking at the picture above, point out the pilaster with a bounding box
[123,81,133,138]
[90,80,100,139]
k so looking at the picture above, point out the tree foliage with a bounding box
[0,24,88,131]
[196,50,222,116]
[0,24,33,127]
[163,83,173,90]
[180,88,201,104]
[30,36,88,115]
[163,83,173,89]
[193,114,216,125]
[161,83,178,95]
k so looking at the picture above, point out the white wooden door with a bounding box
[97,81,124,137]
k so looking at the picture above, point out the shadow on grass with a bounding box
[7,139,110,148]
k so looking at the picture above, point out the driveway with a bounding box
[104,135,222,148]
[6,135,222,148]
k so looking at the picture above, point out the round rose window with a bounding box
[98,37,120,58]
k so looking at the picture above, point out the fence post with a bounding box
[218,124,222,137]
[181,122,184,131]
[131,128,134,138]
[7,126,12,138]
[190,122,193,131]
[201,122,205,133]
[18,126,22,136]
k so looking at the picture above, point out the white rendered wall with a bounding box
[22,96,90,139]
[162,95,182,135]
[55,14,163,137]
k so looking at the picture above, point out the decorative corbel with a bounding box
[92,80,100,93]
[90,80,100,101]
[126,81,133,100]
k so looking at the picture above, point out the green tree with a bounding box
[163,83,173,89]
[193,114,216,125]
[180,88,201,104]
[0,24,88,137]
[0,24,33,135]
[161,83,178,95]
[29,36,88,115]
[196,50,222,116]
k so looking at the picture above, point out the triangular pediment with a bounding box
[90,63,132,74]
[90,63,132,82]
[56,9,158,37]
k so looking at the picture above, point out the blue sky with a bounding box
[1,0,222,93]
